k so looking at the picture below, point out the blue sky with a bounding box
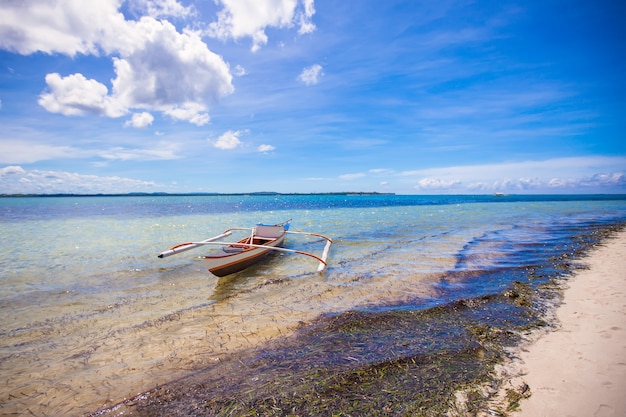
[0,0,624,194]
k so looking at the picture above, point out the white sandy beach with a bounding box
[509,229,626,417]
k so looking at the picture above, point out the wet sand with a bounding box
[500,230,626,417]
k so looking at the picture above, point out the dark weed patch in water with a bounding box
[95,224,624,417]
[100,294,541,417]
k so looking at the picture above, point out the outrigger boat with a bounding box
[157,220,332,277]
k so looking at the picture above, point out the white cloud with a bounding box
[0,139,180,164]
[234,64,247,77]
[0,166,161,194]
[38,72,125,117]
[1,0,315,125]
[99,142,180,160]
[298,0,316,34]
[546,172,626,189]
[0,166,26,176]
[109,18,233,124]
[0,139,85,164]
[369,168,394,175]
[401,157,626,180]
[1,1,233,125]
[161,102,211,126]
[207,0,316,52]
[298,64,323,86]
[339,173,366,180]
[0,0,126,56]
[258,144,275,152]
[130,0,195,19]
[213,130,243,150]
[125,112,155,128]
[415,177,461,191]
[403,157,626,193]
[588,172,624,186]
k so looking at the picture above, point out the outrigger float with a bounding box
[157,220,332,277]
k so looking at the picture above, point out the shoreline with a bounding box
[486,229,626,417]
[92,225,626,417]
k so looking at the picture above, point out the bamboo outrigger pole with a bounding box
[157,231,233,258]
[286,231,333,272]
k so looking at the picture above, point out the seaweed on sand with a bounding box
[100,292,544,417]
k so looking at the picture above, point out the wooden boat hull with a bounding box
[201,232,286,277]
[158,219,332,276]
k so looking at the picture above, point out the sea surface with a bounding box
[1,194,625,416]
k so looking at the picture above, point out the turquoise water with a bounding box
[1,194,625,415]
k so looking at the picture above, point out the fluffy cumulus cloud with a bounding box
[415,177,461,190]
[125,112,155,128]
[31,15,233,125]
[39,73,125,117]
[110,17,235,125]
[0,0,316,126]
[0,166,161,194]
[0,0,125,56]
[208,0,316,52]
[0,0,314,127]
[213,129,243,150]
[548,172,626,190]
[257,144,275,153]
[298,64,323,85]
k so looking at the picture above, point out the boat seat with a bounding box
[255,225,284,238]
[223,246,245,253]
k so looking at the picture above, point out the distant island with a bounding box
[1,191,396,198]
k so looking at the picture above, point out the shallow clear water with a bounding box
[1,194,625,415]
